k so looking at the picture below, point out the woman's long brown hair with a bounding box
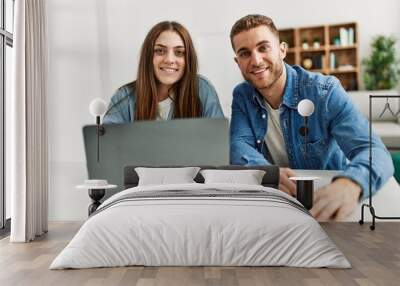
[135,21,202,120]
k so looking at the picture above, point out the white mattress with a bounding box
[50,183,350,269]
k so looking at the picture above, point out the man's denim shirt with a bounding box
[103,75,224,124]
[230,63,394,199]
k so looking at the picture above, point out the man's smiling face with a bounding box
[233,25,286,91]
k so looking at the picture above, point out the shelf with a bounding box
[329,68,358,74]
[280,29,296,49]
[299,26,326,47]
[329,22,357,28]
[330,45,357,51]
[309,69,325,73]
[300,47,326,52]
[279,22,359,91]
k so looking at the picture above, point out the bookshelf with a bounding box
[279,22,359,91]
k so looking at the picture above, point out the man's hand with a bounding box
[310,178,362,221]
[279,167,297,197]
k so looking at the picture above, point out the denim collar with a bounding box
[281,63,300,109]
[252,63,299,110]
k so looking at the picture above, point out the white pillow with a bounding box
[200,169,266,185]
[135,167,200,186]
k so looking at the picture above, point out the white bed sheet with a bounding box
[50,183,350,269]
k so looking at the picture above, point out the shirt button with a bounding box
[256,140,261,144]
[262,114,266,119]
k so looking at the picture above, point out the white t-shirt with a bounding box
[264,100,290,167]
[156,96,174,121]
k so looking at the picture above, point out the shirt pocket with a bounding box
[300,138,328,168]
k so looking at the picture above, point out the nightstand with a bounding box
[76,180,117,216]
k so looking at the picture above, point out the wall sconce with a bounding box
[89,98,107,162]
[298,99,315,158]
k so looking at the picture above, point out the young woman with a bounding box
[103,21,224,123]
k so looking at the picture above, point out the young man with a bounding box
[229,14,394,220]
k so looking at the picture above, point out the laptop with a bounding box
[82,118,229,196]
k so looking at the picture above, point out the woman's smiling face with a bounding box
[153,31,186,89]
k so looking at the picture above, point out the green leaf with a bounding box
[362,35,400,90]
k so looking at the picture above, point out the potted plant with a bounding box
[281,36,290,48]
[313,37,321,48]
[302,38,309,49]
[362,35,400,90]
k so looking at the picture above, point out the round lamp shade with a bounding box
[298,99,315,117]
[89,98,107,117]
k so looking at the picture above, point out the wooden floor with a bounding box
[1,222,400,286]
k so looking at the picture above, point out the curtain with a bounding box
[10,0,48,242]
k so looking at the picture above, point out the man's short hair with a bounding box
[230,14,279,50]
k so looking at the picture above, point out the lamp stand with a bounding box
[88,188,105,216]
[299,117,309,158]
[95,116,106,162]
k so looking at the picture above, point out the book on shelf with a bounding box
[312,54,323,69]
[348,28,354,45]
[338,27,355,46]
[337,64,355,71]
[330,52,336,69]
[340,28,348,46]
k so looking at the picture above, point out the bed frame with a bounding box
[124,165,280,189]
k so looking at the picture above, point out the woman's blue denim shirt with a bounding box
[103,75,224,123]
[230,63,394,198]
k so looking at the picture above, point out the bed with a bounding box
[50,165,350,269]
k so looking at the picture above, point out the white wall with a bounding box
[47,0,400,220]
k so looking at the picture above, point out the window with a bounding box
[0,0,14,234]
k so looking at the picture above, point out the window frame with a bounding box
[0,0,14,232]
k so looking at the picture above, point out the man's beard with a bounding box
[243,62,284,91]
